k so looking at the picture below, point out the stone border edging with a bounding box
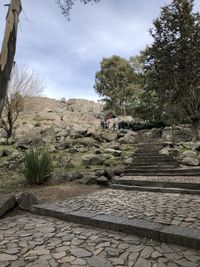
[110,184,200,195]
[32,204,200,250]
[0,195,16,218]
[117,179,200,189]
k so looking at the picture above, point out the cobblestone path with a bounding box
[0,214,200,267]
[57,189,200,229]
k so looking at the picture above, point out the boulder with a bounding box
[78,137,98,147]
[58,156,73,168]
[17,192,39,211]
[182,157,199,166]
[118,132,136,144]
[104,168,114,180]
[123,158,133,165]
[162,126,193,142]
[106,142,120,150]
[191,142,200,152]
[144,128,161,139]
[0,147,4,157]
[97,176,109,186]
[31,137,46,148]
[0,195,16,218]
[82,154,110,166]
[0,148,12,157]
[182,150,198,158]
[101,132,117,142]
[159,148,170,156]
[84,175,98,185]
[16,139,32,150]
[104,148,121,157]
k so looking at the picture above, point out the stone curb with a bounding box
[0,195,16,218]
[113,179,200,190]
[32,204,200,250]
[110,184,200,195]
[124,171,200,176]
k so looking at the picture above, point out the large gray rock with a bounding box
[183,150,198,158]
[119,131,136,144]
[162,126,193,142]
[17,192,38,211]
[106,142,120,150]
[123,157,133,165]
[82,154,110,166]
[104,148,121,157]
[182,157,200,166]
[101,132,117,142]
[78,137,98,147]
[0,195,16,218]
[159,148,170,156]
[144,128,161,139]
[97,176,109,186]
[191,142,200,152]
[31,137,46,148]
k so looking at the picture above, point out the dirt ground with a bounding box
[26,184,102,203]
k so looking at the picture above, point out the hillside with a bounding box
[12,97,103,139]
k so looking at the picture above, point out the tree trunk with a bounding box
[0,0,22,118]
[191,118,200,141]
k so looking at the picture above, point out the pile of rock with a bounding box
[178,142,200,166]
[0,192,38,218]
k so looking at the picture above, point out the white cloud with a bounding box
[0,0,199,100]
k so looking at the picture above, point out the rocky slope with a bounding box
[10,97,103,140]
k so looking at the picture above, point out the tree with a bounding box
[94,55,142,115]
[56,0,100,19]
[0,64,44,142]
[0,0,22,118]
[146,0,200,140]
[0,0,100,119]
[133,90,161,122]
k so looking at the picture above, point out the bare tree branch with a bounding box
[56,0,100,19]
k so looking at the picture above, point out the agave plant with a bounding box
[22,149,54,185]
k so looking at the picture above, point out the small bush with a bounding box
[22,149,54,185]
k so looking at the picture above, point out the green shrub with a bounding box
[22,149,54,185]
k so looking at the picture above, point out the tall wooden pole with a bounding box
[0,0,22,117]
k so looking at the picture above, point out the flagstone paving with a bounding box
[0,213,200,267]
[56,189,200,229]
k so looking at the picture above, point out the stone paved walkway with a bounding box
[0,214,200,267]
[117,176,200,184]
[57,189,200,229]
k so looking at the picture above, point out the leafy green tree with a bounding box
[146,0,200,140]
[133,90,160,122]
[94,55,142,115]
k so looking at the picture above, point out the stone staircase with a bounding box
[111,142,200,194]
[124,142,200,176]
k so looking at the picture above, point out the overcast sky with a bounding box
[0,0,200,100]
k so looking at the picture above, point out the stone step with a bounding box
[110,184,200,195]
[128,165,178,170]
[134,152,162,156]
[124,171,200,176]
[114,179,200,190]
[130,162,178,166]
[132,159,175,164]
[133,155,174,159]
[32,204,200,250]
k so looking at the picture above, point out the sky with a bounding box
[0,0,200,101]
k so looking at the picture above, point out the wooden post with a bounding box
[0,0,22,117]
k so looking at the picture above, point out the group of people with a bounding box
[100,119,118,131]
